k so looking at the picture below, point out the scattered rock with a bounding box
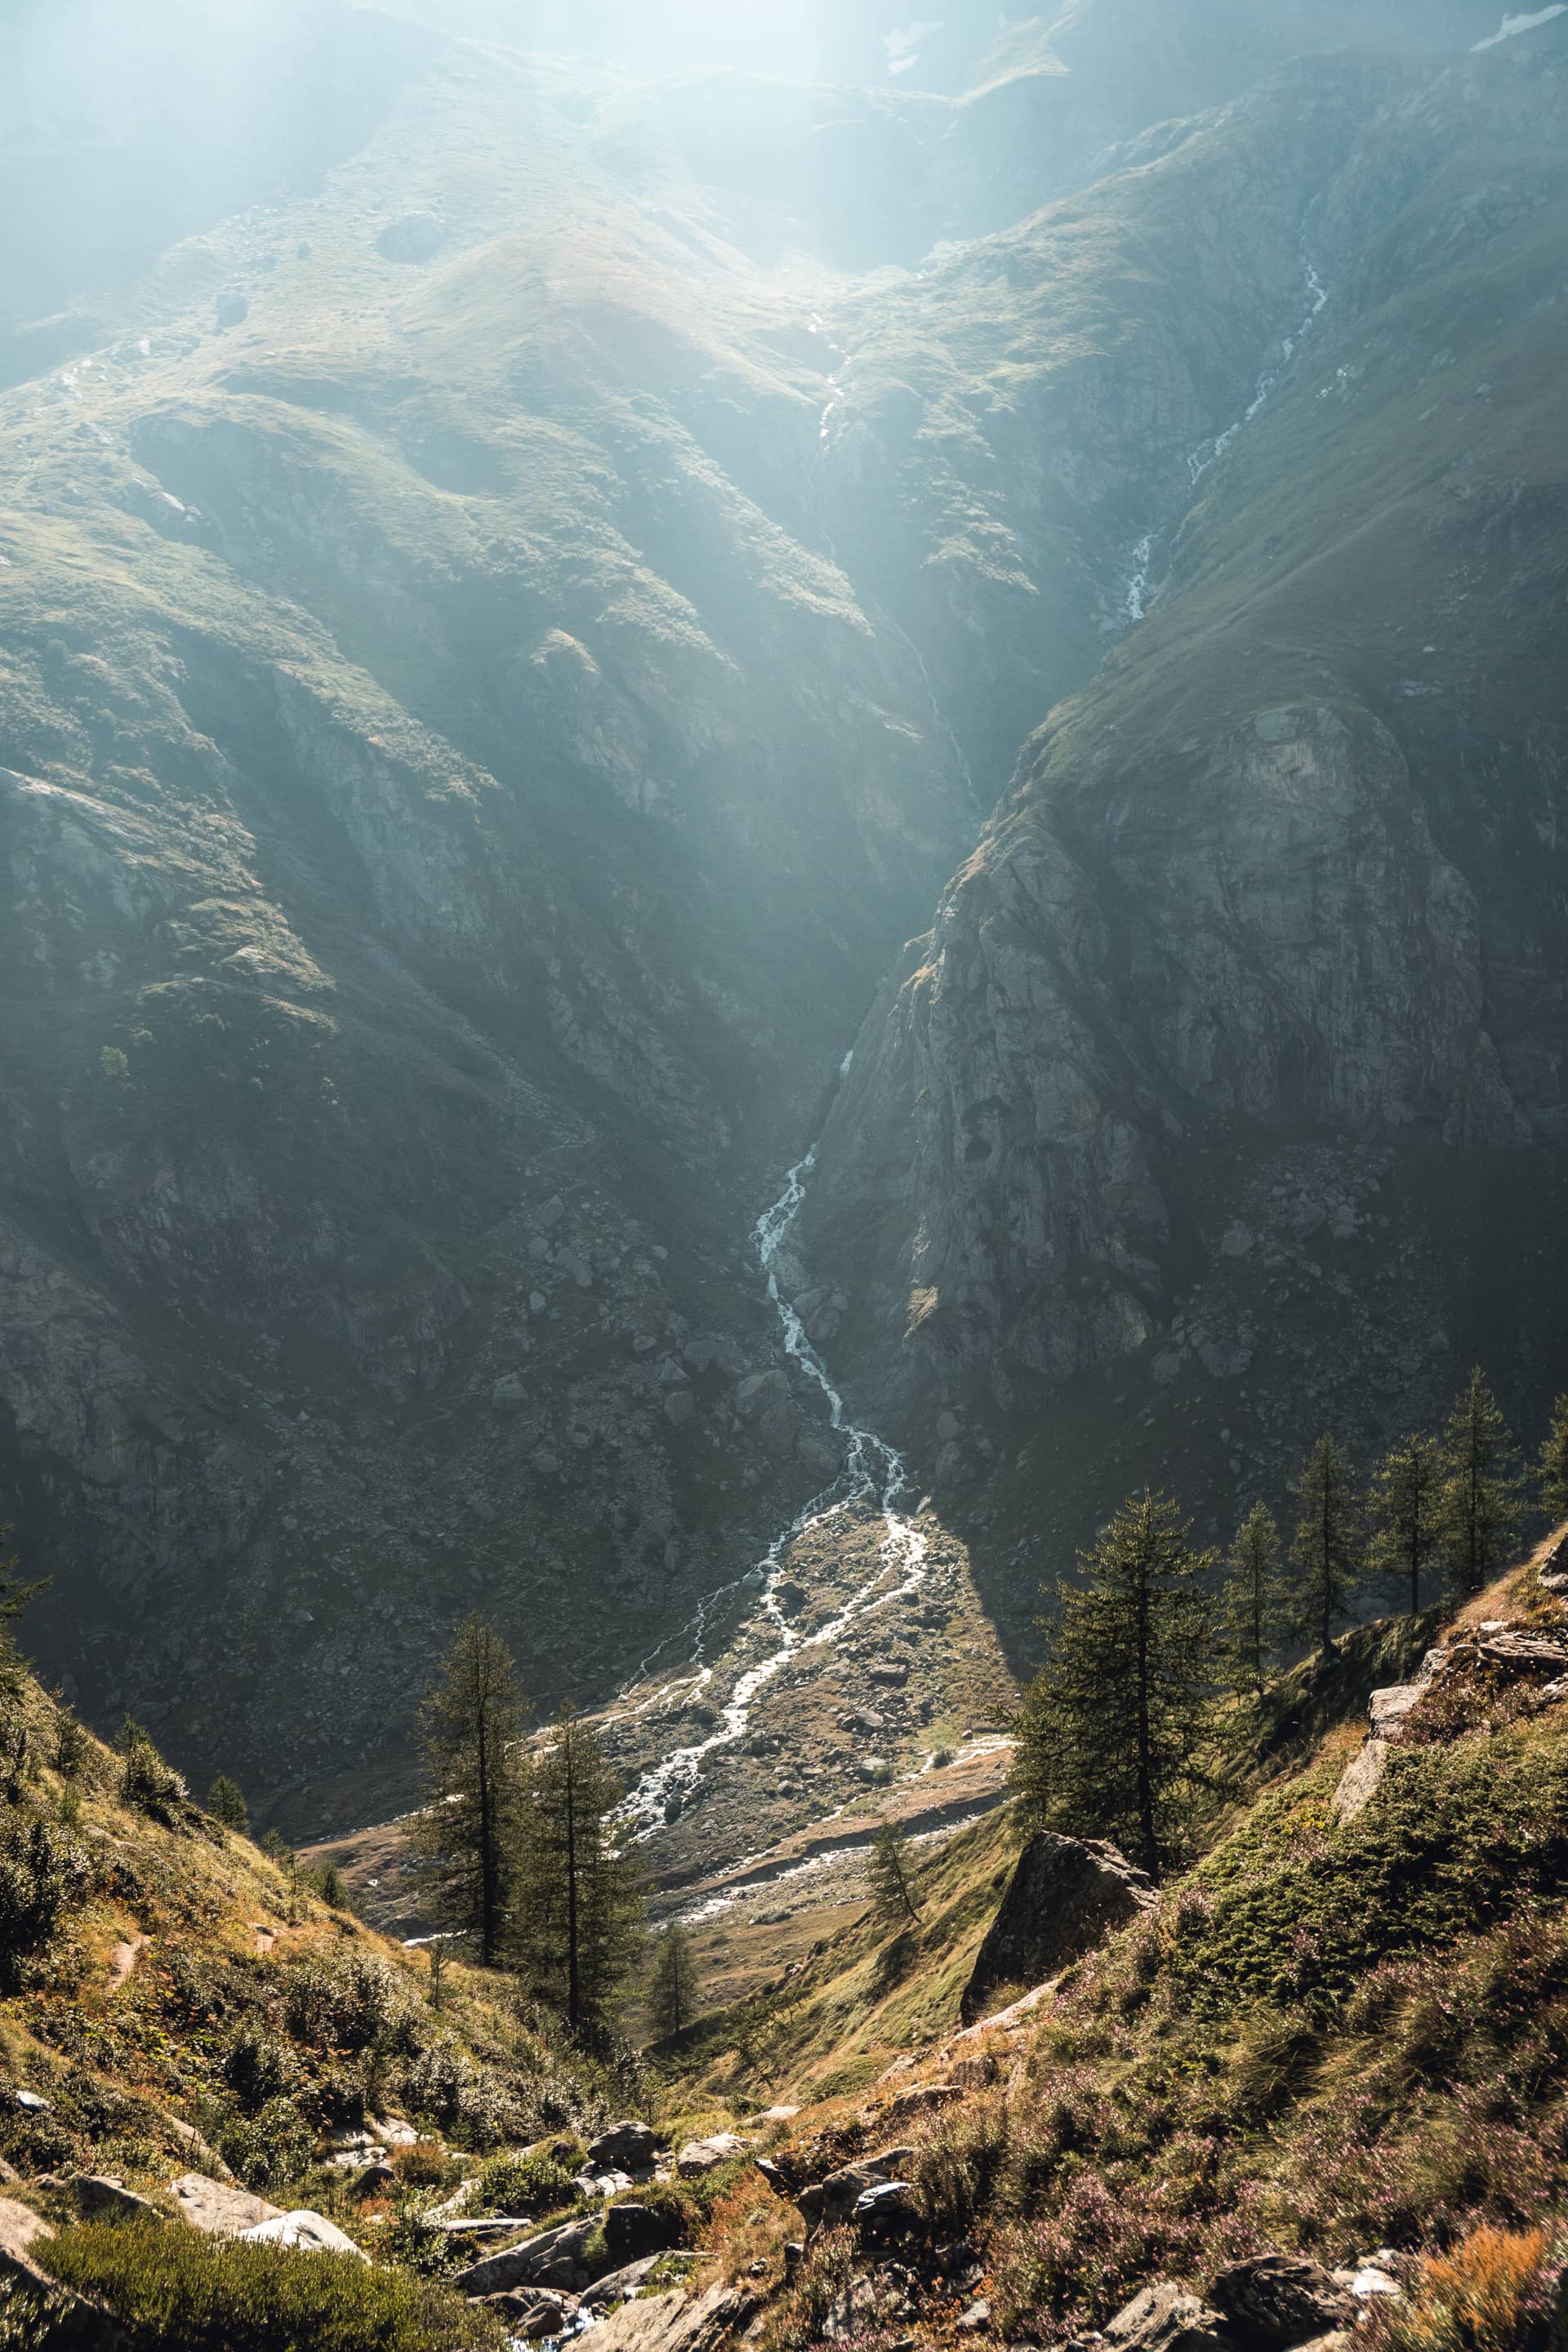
[961,1833,1157,2023]
[889,2083,961,2118]
[573,2283,753,2352]
[675,2133,745,2177]
[1210,2254,1356,2348]
[589,2122,658,2173]
[214,292,249,330]
[582,2256,673,2309]
[172,2172,284,2237]
[72,2176,163,2224]
[957,2300,992,2333]
[241,2210,369,2261]
[455,2217,599,2296]
[1104,2281,1235,2352]
[604,2203,685,2263]
[853,2180,919,2244]
[817,2149,916,2228]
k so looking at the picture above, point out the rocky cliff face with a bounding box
[804,20,1568,1579]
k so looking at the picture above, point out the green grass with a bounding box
[41,2219,504,2352]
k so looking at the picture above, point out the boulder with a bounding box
[240,2210,369,2261]
[483,2290,573,2339]
[853,2180,920,2245]
[589,2120,658,2173]
[604,2203,685,2263]
[675,2134,746,2178]
[960,1833,1157,2023]
[0,2193,55,2283]
[574,2283,753,2352]
[1104,2281,1234,2352]
[890,2083,961,2119]
[1330,1740,1389,1824]
[582,2255,670,2309]
[1210,2255,1355,2349]
[817,2148,916,2228]
[172,2172,284,2236]
[72,2176,163,2224]
[455,2216,599,2296]
[0,2194,129,2345]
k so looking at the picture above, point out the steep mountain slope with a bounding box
[804,19,1568,1608]
[0,0,1560,1828]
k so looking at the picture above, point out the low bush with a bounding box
[0,1812,89,1991]
[471,2143,581,2214]
[1365,2228,1553,2352]
[42,2218,506,2350]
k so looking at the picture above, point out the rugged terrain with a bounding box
[2,0,1566,1834]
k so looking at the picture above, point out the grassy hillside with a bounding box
[648,1545,1568,2350]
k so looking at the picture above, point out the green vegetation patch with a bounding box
[41,2218,504,2352]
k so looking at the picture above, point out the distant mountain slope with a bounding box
[804,22,1568,1591]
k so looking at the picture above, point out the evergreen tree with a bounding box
[648,1920,701,2038]
[1219,1502,1289,1701]
[1010,1490,1218,1879]
[0,1530,47,1709]
[1538,1393,1568,1526]
[207,1775,249,1833]
[1437,1366,1522,1601]
[866,1817,924,1927]
[514,1707,644,2031]
[1366,1432,1442,1616]
[1289,1433,1361,1653]
[409,1615,526,1967]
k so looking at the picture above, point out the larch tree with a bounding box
[207,1775,250,1834]
[1289,1434,1361,1654]
[1010,1489,1218,1880]
[1537,1392,1568,1526]
[409,1615,526,1967]
[648,1920,701,2038]
[1437,1367,1522,1601]
[1219,1502,1289,1702]
[1366,1432,1442,1617]
[514,1707,644,2034]
[866,1816,924,1927]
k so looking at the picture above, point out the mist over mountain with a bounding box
[1,0,1566,1851]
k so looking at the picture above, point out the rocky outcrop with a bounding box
[961,1834,1156,2023]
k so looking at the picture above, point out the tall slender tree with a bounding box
[0,1530,47,1711]
[1537,1393,1568,1526]
[1011,1489,1218,1879]
[1366,1432,1442,1617]
[409,1615,526,1966]
[1289,1434,1361,1653]
[866,1817,924,1927]
[1437,1367,1522,1602]
[1219,1502,1289,1701]
[514,1708,644,2032]
[648,1921,701,2038]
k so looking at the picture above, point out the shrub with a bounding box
[223,2026,296,2114]
[219,2096,314,2195]
[118,1719,188,1823]
[42,2217,506,2350]
[0,1812,90,1991]
[285,1951,411,2054]
[472,2144,581,2215]
[1365,2228,1552,2352]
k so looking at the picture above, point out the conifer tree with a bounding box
[409,1615,526,1967]
[514,1707,644,2032]
[207,1775,249,1834]
[866,1816,923,1927]
[1538,1393,1568,1526]
[1011,1490,1218,1879]
[1219,1502,1289,1701]
[1437,1366,1522,1601]
[648,1920,701,2038]
[0,1530,47,1710]
[1289,1433,1361,1654]
[1366,1432,1442,1616]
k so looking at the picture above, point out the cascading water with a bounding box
[619,1111,929,1840]
[1116,247,1330,626]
